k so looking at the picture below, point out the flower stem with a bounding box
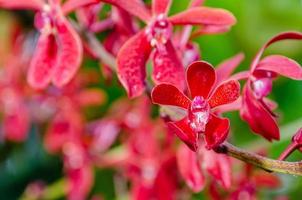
[278,142,298,161]
[85,31,117,71]
[215,142,302,176]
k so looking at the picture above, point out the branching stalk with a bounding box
[215,142,302,176]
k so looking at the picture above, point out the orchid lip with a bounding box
[188,96,211,133]
[145,15,172,50]
[252,77,273,99]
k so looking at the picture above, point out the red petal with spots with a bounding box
[202,147,231,189]
[151,83,191,109]
[186,61,216,99]
[0,0,43,10]
[62,0,98,14]
[167,117,198,151]
[251,31,302,72]
[257,55,302,80]
[177,144,205,192]
[117,31,152,98]
[152,41,185,91]
[204,114,229,149]
[152,0,171,15]
[52,18,83,87]
[102,0,151,22]
[209,80,240,108]
[169,7,236,26]
[240,84,279,141]
[216,53,244,83]
[27,34,57,89]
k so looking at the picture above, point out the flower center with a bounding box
[145,14,172,51]
[252,77,272,99]
[188,96,210,133]
[34,2,61,34]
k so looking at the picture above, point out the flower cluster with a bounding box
[0,0,301,199]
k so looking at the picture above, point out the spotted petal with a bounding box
[209,80,240,108]
[152,40,185,91]
[186,61,216,99]
[117,31,152,98]
[151,83,191,109]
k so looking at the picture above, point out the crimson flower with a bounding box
[117,0,236,97]
[177,143,231,192]
[152,61,240,151]
[239,32,302,141]
[0,0,99,88]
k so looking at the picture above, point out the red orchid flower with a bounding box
[228,163,281,200]
[0,0,99,88]
[177,143,231,193]
[239,32,302,141]
[152,61,240,151]
[117,0,236,97]
[0,25,31,142]
[63,141,93,200]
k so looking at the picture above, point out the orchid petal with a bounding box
[186,61,216,99]
[152,0,172,16]
[117,31,152,98]
[251,31,302,72]
[169,7,236,26]
[52,18,83,87]
[240,84,279,141]
[209,80,240,108]
[167,117,198,151]
[177,144,205,192]
[204,114,229,149]
[152,41,185,91]
[0,0,43,10]
[216,53,244,83]
[191,25,230,38]
[62,0,99,15]
[203,147,232,189]
[257,55,302,80]
[151,83,191,109]
[102,0,151,22]
[27,34,57,89]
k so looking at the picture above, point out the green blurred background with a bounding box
[1,0,302,199]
